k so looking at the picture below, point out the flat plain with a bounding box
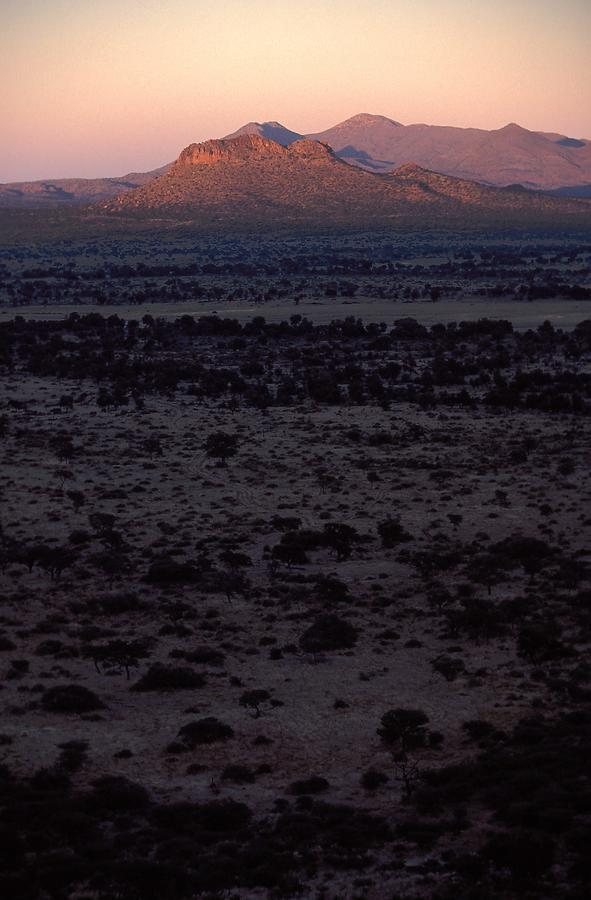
[1,229,591,899]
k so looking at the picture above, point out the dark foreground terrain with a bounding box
[0,232,591,899]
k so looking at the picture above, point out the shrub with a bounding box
[0,636,17,652]
[87,776,151,812]
[462,720,497,741]
[177,717,234,747]
[41,685,104,714]
[222,765,256,784]
[299,614,358,653]
[361,769,389,790]
[288,776,330,795]
[483,829,555,879]
[131,665,206,692]
[145,560,200,585]
[377,517,413,548]
[239,689,272,717]
[35,639,65,656]
[431,655,466,682]
[182,647,225,666]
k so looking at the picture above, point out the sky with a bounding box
[2,0,590,181]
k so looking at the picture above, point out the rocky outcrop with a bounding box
[175,135,289,167]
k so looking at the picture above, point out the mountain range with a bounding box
[97,133,589,230]
[2,113,590,210]
[230,114,591,192]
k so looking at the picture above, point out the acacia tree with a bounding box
[378,708,431,800]
[81,639,151,679]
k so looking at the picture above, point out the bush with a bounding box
[239,689,272,716]
[0,637,17,652]
[288,776,330,795]
[145,560,199,585]
[361,769,389,790]
[378,708,429,750]
[299,615,358,653]
[483,829,555,878]
[431,655,466,682]
[204,431,239,465]
[41,685,104,714]
[131,664,206,692]
[177,717,234,747]
[152,799,252,834]
[181,647,225,666]
[462,720,497,741]
[35,639,66,656]
[377,517,413,547]
[87,776,151,812]
[222,765,256,784]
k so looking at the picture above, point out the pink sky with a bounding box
[2,0,590,181]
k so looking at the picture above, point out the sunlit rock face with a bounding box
[175,134,290,166]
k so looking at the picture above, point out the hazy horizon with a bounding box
[3,0,590,182]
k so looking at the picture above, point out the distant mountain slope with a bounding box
[305,115,591,190]
[0,164,170,207]
[306,113,405,170]
[101,134,590,230]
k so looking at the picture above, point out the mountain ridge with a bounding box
[99,133,590,231]
[2,113,591,208]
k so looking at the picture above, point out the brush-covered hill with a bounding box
[101,134,590,230]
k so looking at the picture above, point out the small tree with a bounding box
[393,752,421,800]
[378,708,429,752]
[272,542,308,568]
[323,522,359,561]
[204,431,239,466]
[379,708,432,801]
